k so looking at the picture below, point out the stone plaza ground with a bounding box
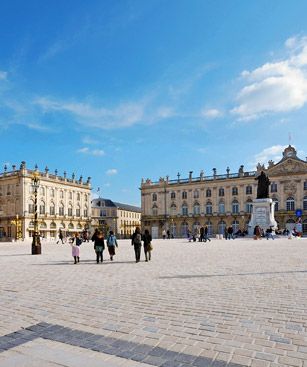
[0,236,307,367]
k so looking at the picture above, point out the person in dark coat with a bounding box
[93,231,105,263]
[131,227,142,262]
[142,229,152,262]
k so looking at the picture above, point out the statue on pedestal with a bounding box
[255,171,270,199]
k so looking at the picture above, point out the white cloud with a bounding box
[106,168,118,176]
[0,71,7,80]
[232,36,307,120]
[249,145,287,169]
[77,147,105,156]
[201,108,223,119]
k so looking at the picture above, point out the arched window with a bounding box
[170,203,177,216]
[170,192,176,199]
[49,201,55,216]
[77,193,80,201]
[193,202,200,215]
[40,186,45,195]
[40,221,47,229]
[206,189,211,197]
[77,223,82,230]
[29,221,34,228]
[39,201,45,215]
[152,193,157,202]
[232,200,239,214]
[59,202,64,216]
[59,222,65,229]
[194,190,199,199]
[76,205,81,217]
[246,186,252,195]
[182,191,187,199]
[246,199,253,213]
[50,222,56,229]
[152,204,158,216]
[50,188,55,197]
[68,204,73,216]
[59,190,64,199]
[232,220,239,233]
[219,188,224,197]
[272,197,279,212]
[182,203,188,216]
[206,201,212,215]
[69,191,73,200]
[28,200,35,214]
[232,187,238,196]
[218,200,225,214]
[286,197,295,211]
[218,220,226,235]
[68,223,74,230]
[303,196,307,210]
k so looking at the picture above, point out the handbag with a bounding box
[148,242,153,251]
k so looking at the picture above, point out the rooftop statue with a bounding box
[255,171,270,199]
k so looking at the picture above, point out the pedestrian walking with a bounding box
[266,227,275,240]
[199,227,204,242]
[204,225,211,242]
[56,229,64,244]
[131,227,142,262]
[70,233,82,264]
[227,226,234,240]
[106,230,118,261]
[142,229,152,262]
[162,229,166,240]
[93,230,105,263]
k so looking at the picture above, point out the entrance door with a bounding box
[151,226,159,239]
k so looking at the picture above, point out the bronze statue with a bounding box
[255,171,270,199]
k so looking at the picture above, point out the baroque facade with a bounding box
[91,198,141,238]
[0,162,91,241]
[141,146,307,238]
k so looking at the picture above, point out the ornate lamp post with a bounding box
[11,214,22,240]
[31,171,41,255]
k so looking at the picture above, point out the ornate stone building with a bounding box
[141,146,307,238]
[91,198,141,238]
[0,162,91,241]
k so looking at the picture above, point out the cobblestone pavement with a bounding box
[0,237,307,366]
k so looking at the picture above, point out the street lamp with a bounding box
[31,171,41,255]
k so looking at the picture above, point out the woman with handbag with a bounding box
[142,229,152,262]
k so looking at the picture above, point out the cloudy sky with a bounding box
[1,0,307,205]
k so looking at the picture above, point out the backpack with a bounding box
[107,235,116,247]
[134,233,142,245]
[76,237,82,246]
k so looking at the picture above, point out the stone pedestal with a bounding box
[248,198,277,235]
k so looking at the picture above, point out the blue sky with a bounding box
[1,0,307,206]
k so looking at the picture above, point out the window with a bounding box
[232,200,239,214]
[100,209,107,217]
[68,206,73,216]
[232,187,238,196]
[218,201,225,214]
[84,194,87,201]
[152,205,158,216]
[206,201,212,215]
[194,190,199,199]
[218,220,226,235]
[50,188,55,197]
[77,193,80,201]
[206,189,211,198]
[246,200,253,213]
[152,193,157,202]
[84,208,88,217]
[271,182,277,192]
[273,198,279,212]
[304,181,307,190]
[206,221,213,235]
[0,186,2,196]
[76,207,81,217]
[232,220,239,233]
[182,191,187,200]
[29,185,34,194]
[50,204,55,215]
[182,204,188,216]
[246,186,252,195]
[303,196,307,210]
[28,200,35,214]
[181,222,189,237]
[193,203,200,215]
[7,185,11,195]
[59,191,64,199]
[40,187,45,195]
[69,192,73,200]
[59,203,64,216]
[170,203,177,216]
[170,192,176,199]
[39,202,45,215]
[286,197,295,211]
[219,188,224,197]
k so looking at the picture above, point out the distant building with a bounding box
[0,162,91,241]
[91,198,141,238]
[141,145,307,238]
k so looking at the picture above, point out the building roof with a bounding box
[92,198,141,212]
